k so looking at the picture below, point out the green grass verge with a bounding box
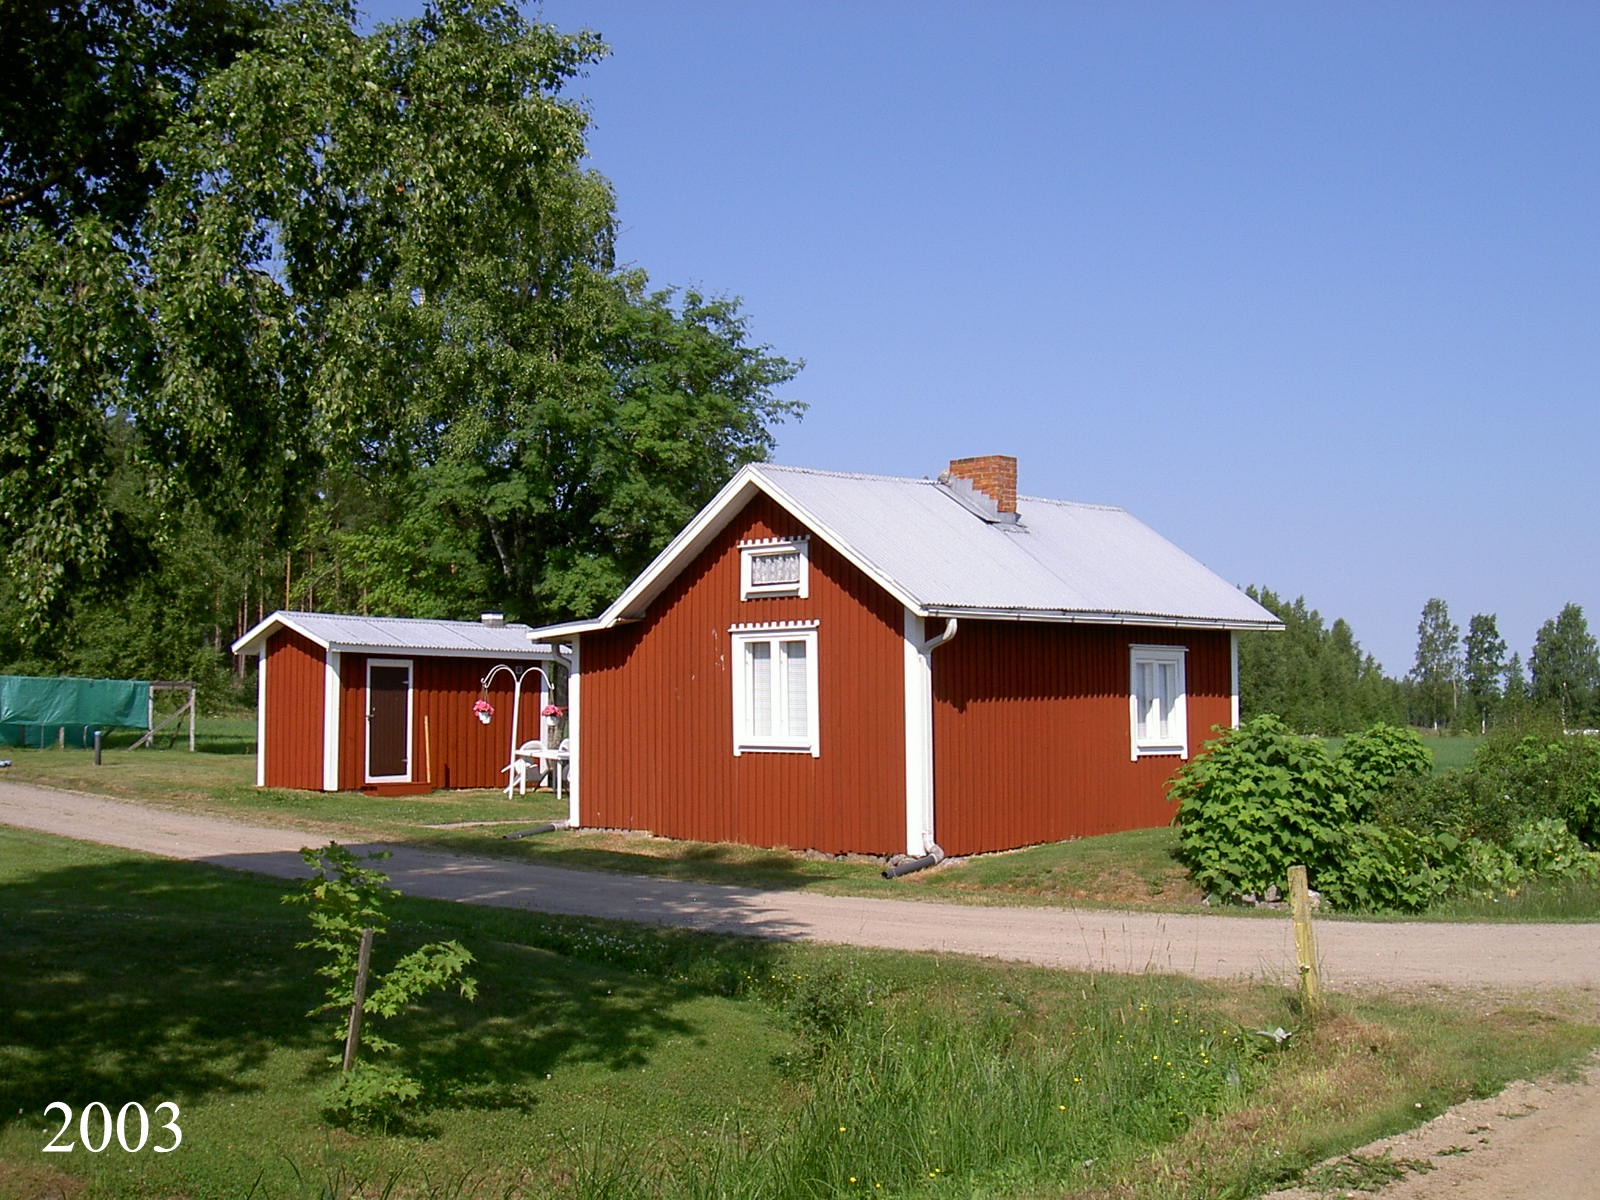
[2,829,1597,1200]
[7,727,1598,921]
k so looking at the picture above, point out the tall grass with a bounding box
[6,832,1597,1200]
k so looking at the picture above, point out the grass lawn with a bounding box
[2,828,1596,1200]
[8,726,1600,919]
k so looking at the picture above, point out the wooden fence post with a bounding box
[342,927,376,1072]
[1288,865,1322,1019]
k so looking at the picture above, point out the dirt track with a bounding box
[3,779,1599,1198]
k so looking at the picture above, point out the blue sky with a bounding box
[360,0,1599,676]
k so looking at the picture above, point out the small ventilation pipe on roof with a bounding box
[481,612,505,627]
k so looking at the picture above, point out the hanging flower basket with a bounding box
[542,704,568,740]
[473,698,495,725]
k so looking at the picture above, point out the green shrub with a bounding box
[1175,718,1467,911]
[1455,819,1600,899]
[1337,724,1433,817]
[1316,824,1460,913]
[1170,715,1350,900]
[1376,725,1600,846]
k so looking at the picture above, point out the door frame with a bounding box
[365,657,414,783]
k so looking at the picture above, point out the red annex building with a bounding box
[233,612,568,794]
[532,456,1281,858]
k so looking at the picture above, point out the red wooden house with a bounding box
[530,456,1281,858]
[233,612,569,794]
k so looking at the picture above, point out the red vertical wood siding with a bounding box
[336,654,544,791]
[580,494,907,854]
[931,622,1233,855]
[262,629,325,790]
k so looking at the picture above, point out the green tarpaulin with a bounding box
[0,675,150,747]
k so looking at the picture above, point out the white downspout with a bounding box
[902,612,958,857]
[1230,631,1241,728]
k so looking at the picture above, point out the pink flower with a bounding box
[473,699,494,715]
[541,704,566,717]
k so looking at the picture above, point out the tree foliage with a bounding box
[2,0,801,683]
[1462,612,1507,732]
[1409,597,1460,730]
[1530,603,1600,728]
[1236,586,1400,734]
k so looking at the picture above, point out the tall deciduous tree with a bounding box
[2,0,270,638]
[1530,603,1600,727]
[2,0,802,666]
[1409,597,1460,731]
[1462,612,1507,733]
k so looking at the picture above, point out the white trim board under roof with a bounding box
[535,463,1282,637]
[232,611,569,659]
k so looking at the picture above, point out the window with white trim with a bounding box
[1130,645,1187,759]
[739,537,809,599]
[731,623,819,755]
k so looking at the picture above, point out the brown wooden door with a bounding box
[366,661,411,781]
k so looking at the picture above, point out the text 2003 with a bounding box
[43,1102,182,1153]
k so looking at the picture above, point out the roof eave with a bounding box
[919,605,1286,632]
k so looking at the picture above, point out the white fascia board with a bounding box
[524,619,614,641]
[597,466,768,625]
[582,464,929,630]
[918,605,1285,632]
[756,473,927,617]
[231,611,331,657]
[319,641,558,661]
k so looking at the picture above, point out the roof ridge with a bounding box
[288,611,531,628]
[1017,493,1126,513]
[755,462,938,486]
[758,462,1122,511]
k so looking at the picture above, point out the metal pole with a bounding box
[93,730,102,765]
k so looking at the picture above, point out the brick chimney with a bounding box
[946,455,1017,515]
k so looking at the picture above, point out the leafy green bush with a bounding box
[1175,717,1465,911]
[1371,724,1600,846]
[1315,824,1459,913]
[1337,724,1433,817]
[1454,819,1600,899]
[1170,716,1350,900]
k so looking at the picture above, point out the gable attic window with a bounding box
[739,537,809,599]
[1129,644,1188,759]
[731,621,819,755]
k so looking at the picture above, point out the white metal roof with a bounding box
[550,462,1281,635]
[231,612,567,658]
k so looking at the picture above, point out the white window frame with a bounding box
[1129,644,1188,760]
[731,621,820,756]
[739,537,810,599]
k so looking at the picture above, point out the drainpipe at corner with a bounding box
[902,613,957,865]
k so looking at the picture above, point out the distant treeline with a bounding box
[1239,588,1600,735]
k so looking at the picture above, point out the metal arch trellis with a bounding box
[478,662,551,797]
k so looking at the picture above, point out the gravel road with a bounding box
[4,778,1599,1199]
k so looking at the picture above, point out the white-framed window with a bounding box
[739,537,809,599]
[731,622,819,755]
[1129,644,1187,759]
